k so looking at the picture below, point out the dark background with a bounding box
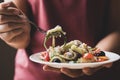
[0,40,16,80]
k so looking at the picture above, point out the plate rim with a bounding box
[29,51,120,69]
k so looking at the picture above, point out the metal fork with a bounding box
[28,20,46,34]
[19,9,46,34]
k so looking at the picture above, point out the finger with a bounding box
[61,68,84,78]
[82,66,103,76]
[0,1,17,9]
[43,65,61,73]
[102,63,113,68]
[0,2,11,9]
[0,22,25,33]
[0,15,26,24]
[0,7,20,15]
[0,28,24,42]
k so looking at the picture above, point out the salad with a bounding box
[39,25,109,63]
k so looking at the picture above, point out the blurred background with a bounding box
[0,40,16,80]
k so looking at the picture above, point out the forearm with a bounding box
[96,31,120,53]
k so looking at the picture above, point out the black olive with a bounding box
[76,53,82,58]
[99,51,105,56]
[52,58,61,63]
[94,51,105,56]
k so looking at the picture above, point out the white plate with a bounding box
[29,51,120,69]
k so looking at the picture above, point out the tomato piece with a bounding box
[40,51,50,61]
[83,53,94,59]
[44,52,50,61]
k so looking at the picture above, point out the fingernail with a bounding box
[18,15,27,20]
[43,65,47,71]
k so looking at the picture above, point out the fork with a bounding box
[19,8,46,34]
[28,20,46,34]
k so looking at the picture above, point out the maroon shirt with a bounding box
[14,0,120,80]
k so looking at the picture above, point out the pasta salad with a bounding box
[39,25,109,63]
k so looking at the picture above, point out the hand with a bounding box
[43,63,113,78]
[0,1,31,48]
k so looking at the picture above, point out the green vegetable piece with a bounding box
[44,25,67,50]
[61,41,75,51]
[71,45,85,55]
[61,40,82,51]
